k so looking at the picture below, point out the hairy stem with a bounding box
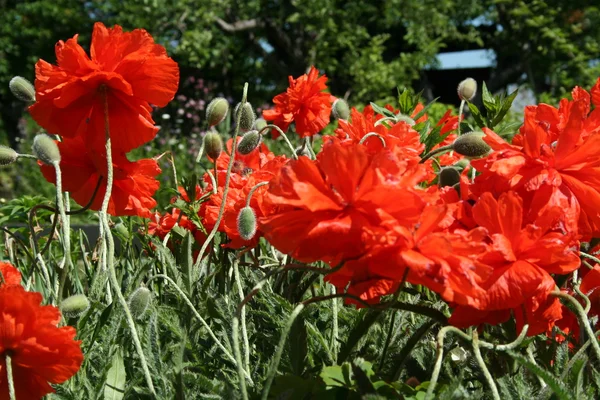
[471,330,500,400]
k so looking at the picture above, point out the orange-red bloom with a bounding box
[29,22,179,153]
[262,66,331,138]
[0,285,83,399]
[148,208,206,247]
[0,262,21,286]
[40,137,161,217]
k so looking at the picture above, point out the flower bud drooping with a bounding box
[237,130,261,155]
[206,97,229,127]
[235,102,256,132]
[0,146,18,166]
[32,134,61,165]
[332,99,350,120]
[60,294,90,318]
[457,78,477,101]
[204,131,223,160]
[129,287,151,319]
[237,206,257,241]
[438,167,461,188]
[254,118,268,132]
[9,76,35,103]
[452,131,491,158]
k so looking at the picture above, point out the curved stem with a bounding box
[193,83,249,271]
[6,354,15,400]
[359,132,387,147]
[420,145,454,164]
[258,124,298,160]
[425,325,457,400]
[261,304,304,400]
[304,137,317,160]
[581,251,600,265]
[374,116,397,127]
[245,181,269,208]
[478,324,528,351]
[471,330,500,400]
[574,283,592,314]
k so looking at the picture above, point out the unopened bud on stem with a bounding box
[32,134,61,165]
[60,294,90,318]
[235,102,256,132]
[206,97,229,127]
[204,131,223,160]
[237,130,261,155]
[9,76,35,102]
[452,131,491,158]
[237,206,257,241]
[129,287,151,319]
[0,146,18,166]
[457,78,477,101]
[438,167,461,188]
[332,99,350,120]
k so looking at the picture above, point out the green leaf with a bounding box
[90,302,114,345]
[321,365,351,387]
[104,350,126,400]
[370,102,396,118]
[467,102,486,129]
[412,97,440,121]
[481,81,496,112]
[490,88,519,128]
[338,309,384,362]
[289,313,308,376]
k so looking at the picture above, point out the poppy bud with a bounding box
[332,99,350,120]
[396,114,416,126]
[235,102,256,132]
[9,76,35,103]
[206,97,229,127]
[204,131,223,161]
[452,131,491,158]
[129,287,151,319]
[237,130,261,155]
[60,294,90,318]
[457,78,477,101]
[32,134,61,165]
[237,206,257,241]
[254,117,268,132]
[438,167,461,188]
[452,159,470,170]
[0,145,18,166]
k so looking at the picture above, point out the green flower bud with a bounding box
[237,206,257,241]
[452,159,470,170]
[332,99,350,120]
[396,114,416,126]
[237,130,261,155]
[457,78,477,101]
[32,134,61,165]
[204,131,223,160]
[452,131,491,158]
[128,287,151,319]
[235,102,256,132]
[0,145,18,166]
[206,97,229,127]
[254,118,268,132]
[9,76,35,103]
[60,294,90,318]
[438,167,461,188]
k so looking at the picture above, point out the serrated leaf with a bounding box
[467,102,486,129]
[104,350,126,400]
[482,81,496,111]
[370,102,396,118]
[338,309,383,362]
[491,88,519,128]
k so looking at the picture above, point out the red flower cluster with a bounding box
[30,22,179,217]
[0,262,83,399]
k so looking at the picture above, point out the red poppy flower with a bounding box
[40,137,161,218]
[148,208,206,247]
[29,22,179,153]
[0,262,21,286]
[0,285,83,399]
[449,191,580,335]
[259,140,430,265]
[262,66,331,138]
[471,82,600,239]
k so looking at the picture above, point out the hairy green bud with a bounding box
[452,159,470,170]
[0,146,18,166]
[129,287,151,319]
[235,102,256,132]
[332,99,350,120]
[237,130,261,155]
[457,78,477,101]
[237,206,257,241]
[206,97,229,127]
[32,134,61,165]
[438,167,461,188]
[204,131,223,160]
[60,294,90,318]
[254,118,268,132]
[452,131,491,158]
[9,76,35,103]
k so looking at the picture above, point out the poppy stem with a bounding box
[420,145,454,164]
[359,132,387,147]
[245,181,270,208]
[261,304,305,400]
[457,99,465,136]
[233,261,251,371]
[581,251,600,265]
[99,85,156,396]
[5,353,15,400]
[53,161,72,301]
[232,310,249,400]
[331,285,339,364]
[258,124,298,160]
[193,83,249,272]
[471,330,501,400]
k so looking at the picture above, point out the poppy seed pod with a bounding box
[452,131,491,158]
[438,167,461,188]
[237,130,261,155]
[206,97,229,127]
[237,206,257,241]
[129,287,151,319]
[32,134,61,165]
[332,99,350,120]
[457,78,477,101]
[60,294,90,318]
[254,118,268,132]
[235,102,256,132]
[204,131,223,160]
[0,145,18,166]
[9,76,36,103]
